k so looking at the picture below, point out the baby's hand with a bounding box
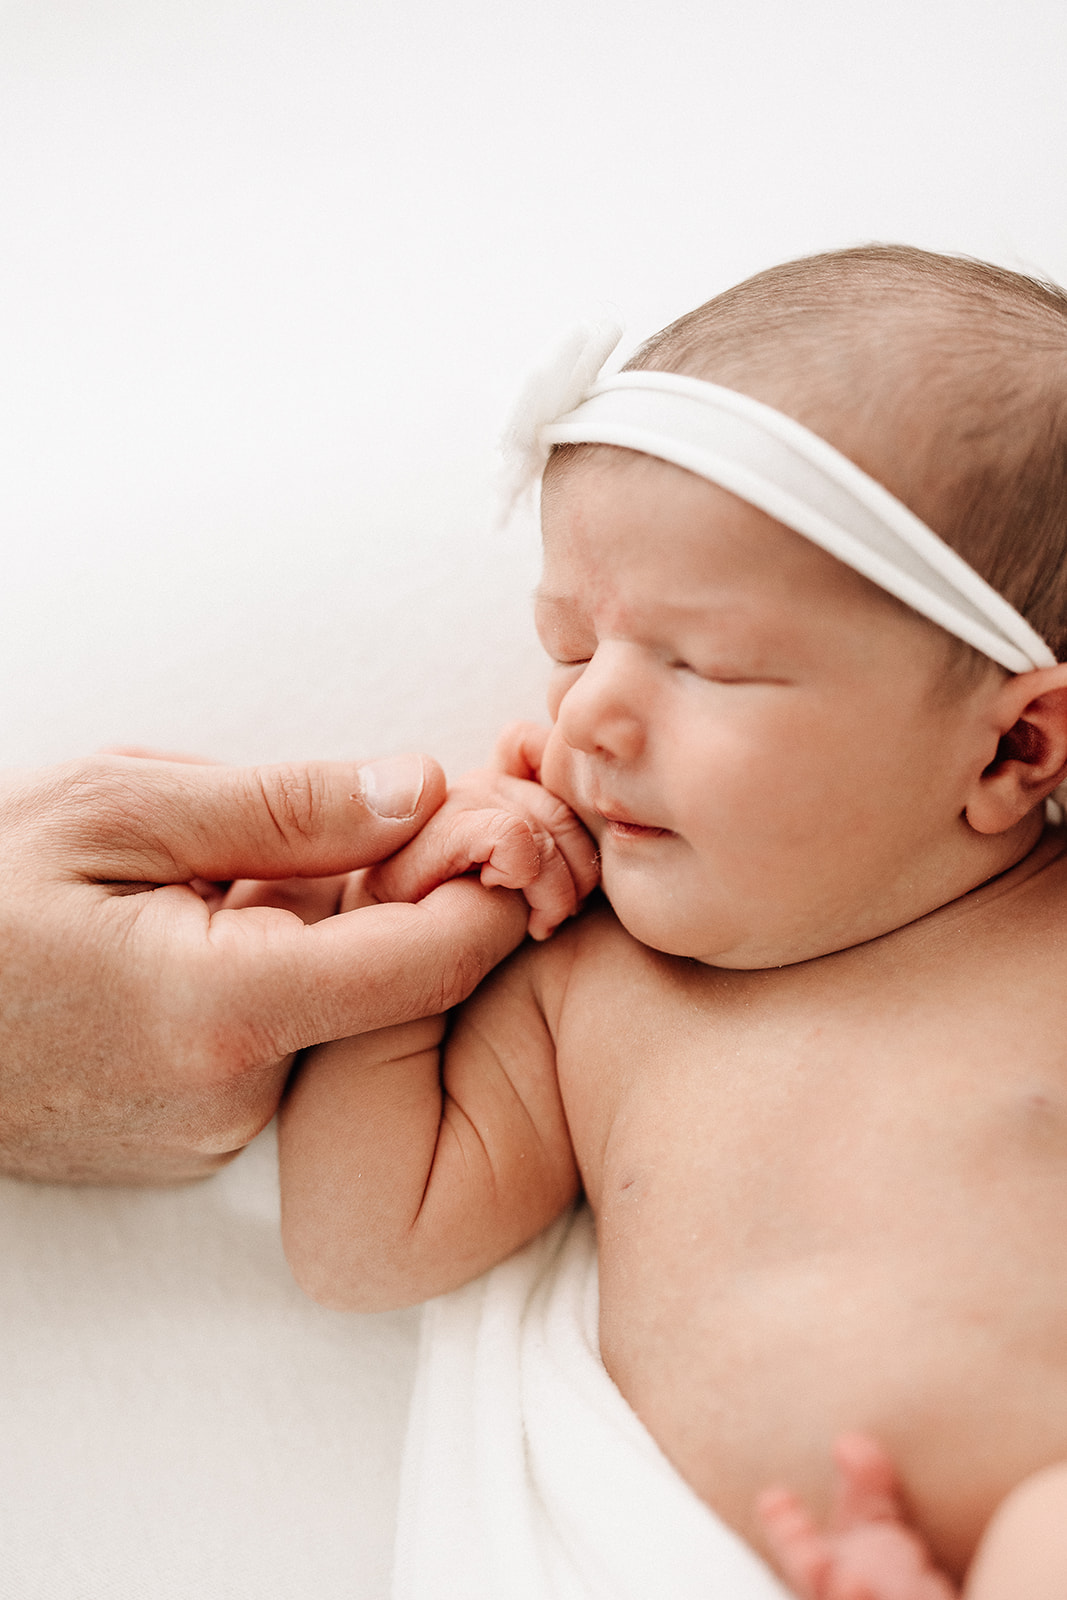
[757,1435,958,1600]
[364,723,598,941]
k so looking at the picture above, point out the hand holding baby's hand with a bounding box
[364,722,598,940]
[757,1436,958,1600]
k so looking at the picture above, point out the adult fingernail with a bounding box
[357,754,426,819]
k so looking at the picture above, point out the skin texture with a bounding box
[280,455,1067,1590]
[0,750,544,1184]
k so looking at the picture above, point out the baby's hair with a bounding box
[618,244,1067,666]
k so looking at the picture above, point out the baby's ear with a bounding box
[965,666,1067,835]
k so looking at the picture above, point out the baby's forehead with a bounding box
[540,438,996,712]
[540,450,921,629]
[532,249,1067,683]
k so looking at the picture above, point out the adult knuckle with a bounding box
[25,757,176,868]
[254,762,326,846]
[44,756,129,826]
[4,756,161,836]
[185,1011,283,1098]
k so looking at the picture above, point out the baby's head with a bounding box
[531,246,1067,967]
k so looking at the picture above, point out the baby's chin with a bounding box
[601,878,744,966]
[602,878,846,970]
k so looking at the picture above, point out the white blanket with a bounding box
[394,1206,791,1600]
[0,1123,416,1600]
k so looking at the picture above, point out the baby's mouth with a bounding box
[605,820,672,841]
[594,804,673,841]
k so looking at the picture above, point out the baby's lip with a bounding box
[595,800,644,826]
[593,799,672,837]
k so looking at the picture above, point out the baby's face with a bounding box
[537,453,990,968]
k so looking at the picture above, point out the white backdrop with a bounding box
[3,0,1066,775]
[2,3,1066,1597]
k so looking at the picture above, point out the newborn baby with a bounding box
[279,244,1067,1596]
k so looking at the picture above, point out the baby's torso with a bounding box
[549,834,1067,1577]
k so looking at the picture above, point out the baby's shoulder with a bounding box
[536,892,677,974]
[514,894,703,1049]
[508,890,659,991]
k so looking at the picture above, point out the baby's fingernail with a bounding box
[356,754,426,819]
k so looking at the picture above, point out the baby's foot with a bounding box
[756,1434,958,1599]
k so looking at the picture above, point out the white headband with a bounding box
[500,322,1056,674]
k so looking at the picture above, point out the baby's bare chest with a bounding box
[560,912,1067,1219]
[552,911,1067,1569]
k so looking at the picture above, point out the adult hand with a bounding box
[0,752,527,1185]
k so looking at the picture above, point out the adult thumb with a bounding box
[45,752,447,883]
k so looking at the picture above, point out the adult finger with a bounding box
[201,876,529,1052]
[32,752,447,884]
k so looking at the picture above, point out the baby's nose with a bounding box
[555,644,646,763]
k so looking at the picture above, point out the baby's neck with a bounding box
[695,809,1054,973]
[800,811,1060,966]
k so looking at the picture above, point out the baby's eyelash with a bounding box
[670,657,726,678]
[670,658,781,685]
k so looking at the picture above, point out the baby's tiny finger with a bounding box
[550,810,601,902]
[489,775,600,904]
[492,722,551,780]
[517,831,585,938]
[525,907,558,942]
[100,745,221,765]
[477,816,542,890]
[339,869,376,912]
[371,809,542,903]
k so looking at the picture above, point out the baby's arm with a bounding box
[965,1462,1067,1599]
[758,1437,1067,1600]
[277,920,579,1310]
[278,729,591,1310]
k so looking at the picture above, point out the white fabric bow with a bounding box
[497,319,623,524]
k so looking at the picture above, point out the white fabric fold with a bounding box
[393,1206,791,1600]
